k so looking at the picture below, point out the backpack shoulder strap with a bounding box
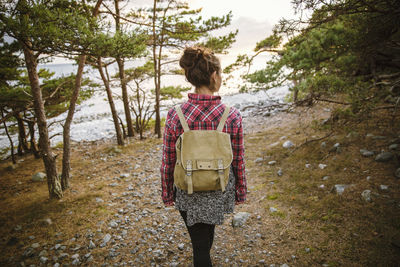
[217,105,231,132]
[175,106,190,132]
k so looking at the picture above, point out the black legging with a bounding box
[179,210,216,267]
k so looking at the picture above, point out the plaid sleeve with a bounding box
[231,111,247,203]
[160,109,177,205]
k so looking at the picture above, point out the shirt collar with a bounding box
[188,93,222,105]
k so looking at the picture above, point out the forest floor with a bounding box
[0,102,400,267]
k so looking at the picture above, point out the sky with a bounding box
[50,0,297,66]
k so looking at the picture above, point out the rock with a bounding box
[322,176,330,181]
[269,141,280,148]
[255,158,263,163]
[360,149,374,157]
[395,168,400,178]
[319,185,325,189]
[120,173,130,178]
[305,164,312,168]
[318,164,327,169]
[38,250,47,257]
[280,136,287,140]
[88,240,96,249]
[101,234,111,247]
[31,243,40,248]
[109,183,119,187]
[178,243,185,251]
[268,161,277,165]
[333,184,354,195]
[366,133,374,138]
[281,264,290,267]
[389,144,399,150]
[41,218,52,226]
[366,176,371,181]
[95,198,104,203]
[361,190,372,202]
[372,135,386,140]
[321,141,326,148]
[379,185,389,191]
[277,169,283,176]
[109,221,118,228]
[282,141,294,148]
[269,207,278,213]
[232,212,251,227]
[305,247,311,253]
[39,257,48,264]
[375,152,394,162]
[32,172,46,182]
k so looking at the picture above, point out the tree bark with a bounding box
[97,58,124,145]
[61,0,103,191]
[152,0,162,138]
[21,42,62,199]
[115,0,134,137]
[15,112,29,154]
[1,110,16,164]
[27,120,40,159]
[61,55,85,191]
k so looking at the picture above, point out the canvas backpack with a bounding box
[173,105,233,194]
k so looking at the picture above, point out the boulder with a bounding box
[32,172,46,182]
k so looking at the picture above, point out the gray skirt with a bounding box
[175,167,236,226]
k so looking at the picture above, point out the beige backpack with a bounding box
[173,105,233,194]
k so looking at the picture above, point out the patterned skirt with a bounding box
[175,167,236,226]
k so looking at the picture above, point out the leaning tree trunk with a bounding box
[27,119,40,158]
[61,0,102,191]
[61,55,85,190]
[21,42,62,199]
[97,58,124,146]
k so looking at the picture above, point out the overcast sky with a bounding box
[51,0,297,65]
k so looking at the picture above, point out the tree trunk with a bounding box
[152,0,162,138]
[21,42,62,199]
[61,55,86,191]
[1,110,16,164]
[27,120,40,158]
[15,112,29,154]
[61,0,102,191]
[97,58,124,146]
[115,0,134,137]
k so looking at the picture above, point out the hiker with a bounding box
[160,46,247,267]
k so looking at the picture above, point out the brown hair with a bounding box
[179,47,221,90]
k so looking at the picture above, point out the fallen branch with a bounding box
[291,131,334,153]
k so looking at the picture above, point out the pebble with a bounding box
[379,185,389,191]
[96,198,104,203]
[269,207,278,213]
[268,160,277,165]
[361,190,372,202]
[232,212,251,227]
[88,240,96,249]
[321,141,326,148]
[375,152,394,162]
[255,158,263,163]
[318,164,327,169]
[333,184,354,195]
[31,243,40,248]
[389,144,399,150]
[360,149,374,157]
[322,176,330,181]
[177,243,185,250]
[277,169,283,176]
[32,172,46,182]
[305,164,312,168]
[395,168,400,178]
[39,257,48,264]
[319,185,325,189]
[305,247,311,253]
[282,140,294,148]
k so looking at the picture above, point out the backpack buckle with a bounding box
[186,160,192,176]
[217,159,224,174]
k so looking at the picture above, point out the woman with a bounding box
[160,46,247,266]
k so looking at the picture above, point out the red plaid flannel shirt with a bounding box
[160,93,247,205]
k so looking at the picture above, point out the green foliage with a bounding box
[232,0,400,115]
[159,85,191,100]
